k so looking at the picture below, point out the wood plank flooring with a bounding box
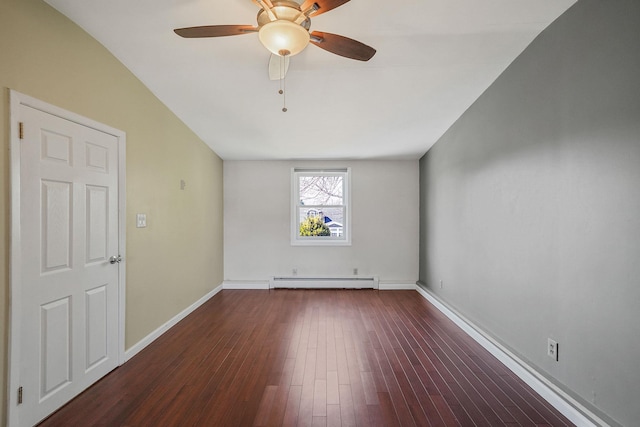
[38,290,574,426]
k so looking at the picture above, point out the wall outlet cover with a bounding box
[136,213,147,228]
[547,338,558,361]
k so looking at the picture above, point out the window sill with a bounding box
[291,238,352,247]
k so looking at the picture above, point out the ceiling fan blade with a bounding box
[309,31,376,61]
[301,0,350,17]
[174,25,258,38]
[268,54,290,81]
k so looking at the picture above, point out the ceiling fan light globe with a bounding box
[258,20,310,56]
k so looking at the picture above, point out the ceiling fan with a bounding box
[174,0,376,75]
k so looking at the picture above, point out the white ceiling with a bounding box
[44,0,575,160]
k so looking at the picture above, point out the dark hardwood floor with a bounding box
[39,290,574,426]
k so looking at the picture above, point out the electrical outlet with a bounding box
[292,268,297,276]
[353,268,358,275]
[440,280,443,289]
[547,338,559,361]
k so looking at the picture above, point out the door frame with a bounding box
[7,90,126,427]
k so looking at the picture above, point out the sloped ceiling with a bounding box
[44,0,575,160]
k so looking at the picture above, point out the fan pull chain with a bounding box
[278,54,284,94]
[278,50,288,112]
[282,71,287,113]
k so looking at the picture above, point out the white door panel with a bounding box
[17,103,121,426]
[40,297,72,399]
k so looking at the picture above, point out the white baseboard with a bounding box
[415,285,607,427]
[222,279,415,290]
[378,282,417,290]
[222,281,270,290]
[124,284,223,361]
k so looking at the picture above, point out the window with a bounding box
[292,168,350,246]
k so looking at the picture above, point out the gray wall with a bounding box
[225,160,419,285]
[418,1,640,426]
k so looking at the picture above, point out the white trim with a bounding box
[124,284,223,361]
[222,280,415,291]
[291,167,352,246]
[7,90,127,427]
[415,284,608,427]
[378,282,417,290]
[222,281,270,290]
[270,276,378,289]
[8,90,23,427]
[117,125,127,366]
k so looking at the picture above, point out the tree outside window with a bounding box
[292,169,350,245]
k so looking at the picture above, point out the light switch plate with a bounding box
[136,213,147,228]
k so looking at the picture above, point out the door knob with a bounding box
[109,255,122,264]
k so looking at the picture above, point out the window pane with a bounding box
[298,176,343,206]
[298,207,344,237]
[292,168,350,245]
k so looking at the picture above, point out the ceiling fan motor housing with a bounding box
[257,1,311,29]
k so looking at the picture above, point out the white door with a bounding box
[15,102,122,426]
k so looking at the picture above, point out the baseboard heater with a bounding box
[269,276,379,289]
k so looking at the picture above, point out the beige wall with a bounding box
[0,0,224,423]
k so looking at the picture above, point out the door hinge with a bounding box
[19,122,24,139]
[18,386,23,404]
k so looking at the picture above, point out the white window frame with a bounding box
[291,168,351,246]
